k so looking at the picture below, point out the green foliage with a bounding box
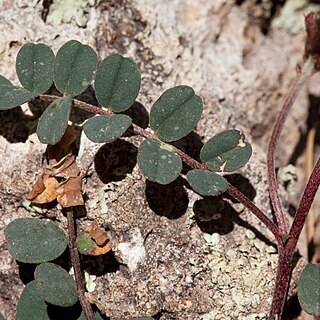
[54,40,97,96]
[0,75,11,86]
[2,40,257,319]
[34,262,78,307]
[4,218,67,263]
[16,281,49,320]
[138,138,182,184]
[94,53,141,112]
[36,96,72,144]
[16,43,54,95]
[0,75,33,110]
[150,85,202,142]
[200,130,252,172]
[186,169,229,196]
[298,263,320,315]
[76,232,96,255]
[83,114,132,143]
[0,42,54,111]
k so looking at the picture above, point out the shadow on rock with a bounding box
[145,177,189,219]
[82,251,121,276]
[94,139,137,184]
[193,197,235,235]
[171,131,203,173]
[224,173,256,202]
[17,248,71,285]
[122,101,149,134]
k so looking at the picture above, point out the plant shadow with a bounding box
[145,177,189,219]
[192,173,277,247]
[47,301,109,320]
[122,101,149,132]
[94,139,138,184]
[17,248,71,285]
[171,131,203,173]
[81,250,121,277]
[289,94,320,165]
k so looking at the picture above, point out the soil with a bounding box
[1,0,320,319]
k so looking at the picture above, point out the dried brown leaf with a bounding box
[84,221,109,246]
[26,174,58,204]
[56,176,84,207]
[83,221,112,255]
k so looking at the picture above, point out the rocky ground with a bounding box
[1,0,320,319]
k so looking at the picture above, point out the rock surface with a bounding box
[0,0,319,319]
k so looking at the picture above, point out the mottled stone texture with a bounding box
[0,1,316,319]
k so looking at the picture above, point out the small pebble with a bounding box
[210,233,220,246]
[226,249,237,260]
[245,230,256,240]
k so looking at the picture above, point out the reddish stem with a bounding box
[39,94,279,240]
[227,184,283,244]
[267,58,315,319]
[289,154,320,247]
[267,60,312,234]
[268,248,295,320]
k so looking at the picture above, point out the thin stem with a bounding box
[227,184,282,244]
[267,58,318,319]
[39,94,278,240]
[268,248,294,320]
[66,210,95,320]
[289,154,320,247]
[267,59,313,234]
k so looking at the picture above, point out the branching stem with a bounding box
[40,60,317,320]
[267,59,313,234]
[39,94,278,239]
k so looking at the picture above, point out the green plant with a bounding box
[2,12,320,320]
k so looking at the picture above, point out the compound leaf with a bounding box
[298,263,320,315]
[150,86,202,142]
[16,281,49,320]
[37,95,72,144]
[200,130,252,172]
[16,43,54,95]
[0,75,33,110]
[83,114,132,143]
[94,53,141,112]
[138,138,182,185]
[54,40,98,96]
[187,169,228,196]
[35,262,78,307]
[4,218,67,263]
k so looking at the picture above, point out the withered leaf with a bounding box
[47,154,80,178]
[27,174,58,204]
[90,242,112,256]
[77,228,112,256]
[84,221,108,246]
[83,221,112,256]
[27,126,84,207]
[56,176,84,207]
